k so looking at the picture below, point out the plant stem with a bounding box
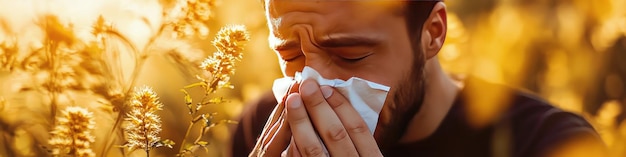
[99,23,156,156]
[178,121,195,155]
[100,36,147,156]
[192,126,208,144]
[144,103,151,157]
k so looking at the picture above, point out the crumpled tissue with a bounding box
[272,66,390,134]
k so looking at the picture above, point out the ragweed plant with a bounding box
[167,0,216,38]
[48,106,96,157]
[0,0,250,156]
[123,86,173,156]
[0,10,215,157]
[177,25,249,156]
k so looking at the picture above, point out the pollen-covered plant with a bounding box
[197,25,248,91]
[167,0,216,38]
[0,0,251,156]
[177,25,249,156]
[48,106,96,157]
[123,86,173,156]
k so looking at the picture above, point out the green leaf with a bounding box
[195,141,210,154]
[196,141,209,146]
[184,82,206,89]
[180,89,192,105]
[208,97,226,104]
[180,89,194,114]
[220,119,239,125]
[152,139,175,148]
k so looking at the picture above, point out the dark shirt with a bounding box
[229,77,601,157]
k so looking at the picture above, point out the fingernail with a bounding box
[320,86,333,99]
[287,93,302,109]
[300,80,317,96]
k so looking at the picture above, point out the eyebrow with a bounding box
[318,35,380,48]
[273,35,380,51]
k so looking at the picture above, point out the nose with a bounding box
[291,25,340,80]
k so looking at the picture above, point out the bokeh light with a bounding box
[0,0,624,156]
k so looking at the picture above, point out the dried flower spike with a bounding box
[48,106,96,157]
[169,0,216,38]
[124,86,165,153]
[199,51,235,89]
[212,25,250,60]
[91,15,113,39]
[197,25,249,90]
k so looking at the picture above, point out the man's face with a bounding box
[265,0,425,143]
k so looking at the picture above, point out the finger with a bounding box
[285,93,327,157]
[252,100,285,154]
[263,82,301,153]
[289,138,302,157]
[282,137,302,157]
[265,81,300,138]
[298,80,358,156]
[263,111,291,156]
[251,104,283,156]
[253,82,300,156]
[321,86,383,156]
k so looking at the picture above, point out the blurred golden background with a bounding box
[0,0,624,156]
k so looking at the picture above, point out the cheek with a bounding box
[375,44,414,88]
[279,57,305,77]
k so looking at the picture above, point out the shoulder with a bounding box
[495,87,603,156]
[461,77,603,157]
[506,91,603,157]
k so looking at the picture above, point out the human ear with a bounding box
[421,2,447,60]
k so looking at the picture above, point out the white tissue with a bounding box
[272,66,390,134]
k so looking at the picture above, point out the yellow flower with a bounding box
[42,15,76,45]
[199,51,236,89]
[91,15,113,39]
[192,0,213,21]
[212,25,250,60]
[124,86,164,152]
[197,25,249,90]
[49,106,96,157]
[170,0,216,38]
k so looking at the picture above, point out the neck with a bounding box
[399,58,461,143]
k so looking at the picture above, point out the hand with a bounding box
[249,83,297,157]
[281,79,383,157]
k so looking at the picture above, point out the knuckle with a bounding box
[303,145,324,157]
[290,114,310,125]
[347,123,369,134]
[363,153,383,157]
[307,97,326,108]
[326,124,349,142]
[346,152,360,157]
[285,107,310,126]
[328,100,349,109]
[344,151,360,157]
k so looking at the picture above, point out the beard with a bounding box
[372,1,437,152]
[374,45,427,151]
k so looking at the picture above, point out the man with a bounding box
[231,0,606,156]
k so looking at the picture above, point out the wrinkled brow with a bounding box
[271,34,381,51]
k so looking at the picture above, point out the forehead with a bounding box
[265,0,404,41]
[266,0,401,14]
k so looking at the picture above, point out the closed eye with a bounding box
[341,53,372,62]
[284,54,303,62]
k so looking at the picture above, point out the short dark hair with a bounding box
[378,0,439,151]
[404,1,440,38]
